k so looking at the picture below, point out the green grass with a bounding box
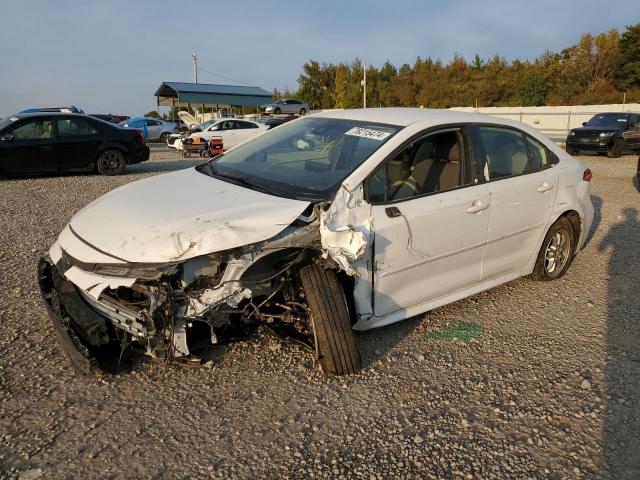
[425,322,481,342]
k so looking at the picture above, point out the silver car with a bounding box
[261,99,310,115]
[119,117,177,143]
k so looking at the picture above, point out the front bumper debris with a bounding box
[37,258,128,374]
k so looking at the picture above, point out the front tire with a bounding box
[274,107,281,115]
[96,149,126,176]
[531,216,575,281]
[565,145,577,155]
[607,138,624,158]
[299,264,361,375]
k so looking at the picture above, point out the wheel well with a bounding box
[560,210,581,243]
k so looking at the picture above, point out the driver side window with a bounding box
[368,129,472,204]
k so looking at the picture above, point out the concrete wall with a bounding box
[450,104,640,142]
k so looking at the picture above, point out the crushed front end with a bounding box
[37,215,340,374]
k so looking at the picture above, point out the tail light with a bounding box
[583,168,592,182]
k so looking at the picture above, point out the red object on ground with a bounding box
[208,137,223,156]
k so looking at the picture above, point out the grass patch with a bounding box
[425,322,481,342]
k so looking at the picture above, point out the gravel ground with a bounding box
[0,150,638,479]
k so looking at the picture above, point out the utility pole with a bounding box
[361,62,367,109]
[192,52,198,84]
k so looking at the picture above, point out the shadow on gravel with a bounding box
[356,317,422,369]
[584,195,603,247]
[599,207,640,478]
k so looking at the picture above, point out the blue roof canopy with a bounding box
[155,82,272,107]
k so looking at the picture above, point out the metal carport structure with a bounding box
[154,82,272,111]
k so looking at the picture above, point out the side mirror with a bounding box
[582,122,587,127]
[1,133,15,142]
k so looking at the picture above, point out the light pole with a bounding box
[192,52,198,84]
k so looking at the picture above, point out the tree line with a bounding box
[278,22,640,109]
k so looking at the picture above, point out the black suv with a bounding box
[566,112,640,158]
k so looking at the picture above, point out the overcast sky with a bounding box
[0,0,638,117]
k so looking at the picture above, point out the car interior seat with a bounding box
[490,133,528,178]
[408,133,461,196]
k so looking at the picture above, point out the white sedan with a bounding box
[39,108,594,376]
[170,115,268,151]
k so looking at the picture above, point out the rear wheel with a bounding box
[607,138,624,158]
[299,108,307,116]
[531,216,575,281]
[96,149,126,176]
[160,132,170,143]
[299,263,361,375]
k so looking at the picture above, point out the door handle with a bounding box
[385,206,402,218]
[537,182,553,193]
[466,200,489,214]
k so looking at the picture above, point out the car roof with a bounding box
[313,107,535,129]
[5,112,97,121]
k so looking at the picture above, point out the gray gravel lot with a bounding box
[0,150,638,479]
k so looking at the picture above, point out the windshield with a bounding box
[586,113,628,127]
[197,117,400,201]
[0,116,20,131]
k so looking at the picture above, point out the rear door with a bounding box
[470,125,559,280]
[368,126,490,317]
[56,117,101,171]
[145,120,162,140]
[0,117,58,175]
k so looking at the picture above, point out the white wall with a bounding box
[450,103,640,142]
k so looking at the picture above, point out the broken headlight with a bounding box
[92,263,178,280]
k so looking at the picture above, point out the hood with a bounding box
[178,111,200,129]
[66,168,310,263]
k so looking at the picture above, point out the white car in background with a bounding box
[168,112,268,151]
[39,108,594,377]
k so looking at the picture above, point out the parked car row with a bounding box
[0,112,149,176]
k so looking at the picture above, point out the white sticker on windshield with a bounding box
[345,127,391,141]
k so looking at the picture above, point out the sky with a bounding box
[0,0,638,117]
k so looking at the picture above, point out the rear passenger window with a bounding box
[368,129,472,203]
[525,136,549,170]
[57,118,98,136]
[476,127,529,180]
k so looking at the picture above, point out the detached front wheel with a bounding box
[96,149,126,176]
[299,263,361,375]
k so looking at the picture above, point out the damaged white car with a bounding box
[38,108,594,375]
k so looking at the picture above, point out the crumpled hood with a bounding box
[67,168,310,263]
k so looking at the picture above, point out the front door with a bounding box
[470,126,559,279]
[368,127,490,318]
[0,117,57,175]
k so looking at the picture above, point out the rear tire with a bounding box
[299,108,307,116]
[531,216,575,281]
[299,263,361,375]
[607,138,623,158]
[160,132,170,143]
[96,149,126,176]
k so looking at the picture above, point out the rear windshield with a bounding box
[197,117,401,201]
